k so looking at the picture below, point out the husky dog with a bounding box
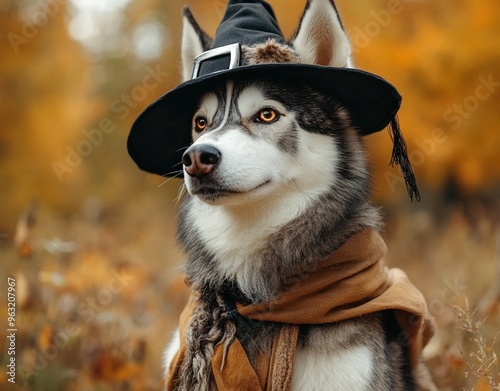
[138,0,437,390]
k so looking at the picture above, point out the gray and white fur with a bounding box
[165,0,437,390]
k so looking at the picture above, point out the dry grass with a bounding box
[452,300,500,390]
[0,191,499,390]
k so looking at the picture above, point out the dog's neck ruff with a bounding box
[166,229,435,391]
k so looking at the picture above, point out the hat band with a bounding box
[191,43,241,79]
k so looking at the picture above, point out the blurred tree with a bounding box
[353,0,500,199]
[1,0,499,234]
[0,0,102,227]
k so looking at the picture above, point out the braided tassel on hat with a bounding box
[388,117,421,202]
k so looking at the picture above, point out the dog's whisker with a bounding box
[157,171,183,188]
[160,169,183,178]
[175,183,188,204]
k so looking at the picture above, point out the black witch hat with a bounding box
[127,0,419,201]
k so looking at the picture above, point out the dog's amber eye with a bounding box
[194,116,207,132]
[256,108,279,124]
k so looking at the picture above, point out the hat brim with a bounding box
[127,64,401,176]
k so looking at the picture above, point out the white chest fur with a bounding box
[292,344,374,391]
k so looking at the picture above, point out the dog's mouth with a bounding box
[190,180,271,202]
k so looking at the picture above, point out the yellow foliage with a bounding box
[0,0,498,225]
[0,6,102,226]
[0,3,498,391]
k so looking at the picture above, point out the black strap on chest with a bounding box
[220,280,264,339]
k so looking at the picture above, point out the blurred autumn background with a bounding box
[0,0,499,389]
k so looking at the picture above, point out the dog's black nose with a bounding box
[182,144,221,178]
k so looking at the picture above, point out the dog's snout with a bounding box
[182,144,221,178]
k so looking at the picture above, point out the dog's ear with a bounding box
[181,7,213,81]
[291,0,353,68]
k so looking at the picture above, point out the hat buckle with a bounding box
[191,43,241,80]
